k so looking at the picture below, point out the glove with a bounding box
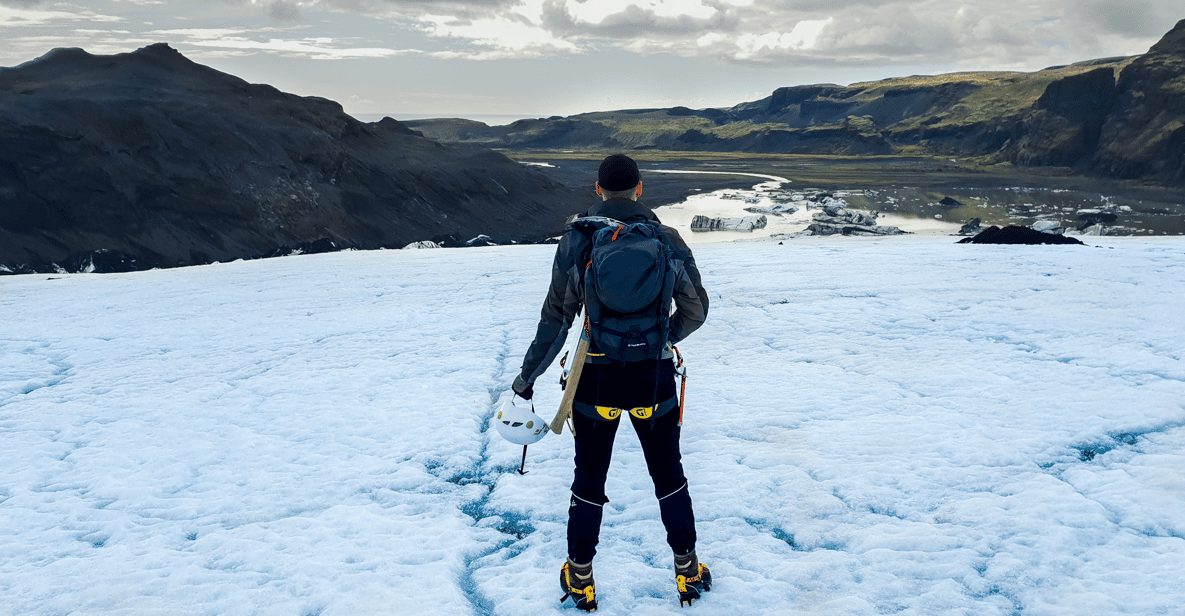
[512,375,534,400]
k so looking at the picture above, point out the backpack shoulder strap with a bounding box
[569,216,625,236]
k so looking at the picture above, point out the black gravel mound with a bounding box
[958,225,1085,245]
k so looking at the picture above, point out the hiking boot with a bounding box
[560,558,597,611]
[674,551,712,607]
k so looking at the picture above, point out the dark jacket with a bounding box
[517,198,708,413]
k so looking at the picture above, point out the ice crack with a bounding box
[453,327,535,615]
[1040,418,1185,543]
[1067,418,1185,463]
[743,517,802,551]
[1,343,73,404]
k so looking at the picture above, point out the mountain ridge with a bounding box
[408,19,1185,186]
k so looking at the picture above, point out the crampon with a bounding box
[675,557,712,607]
[560,559,597,612]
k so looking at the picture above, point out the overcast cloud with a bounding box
[1,0,1180,117]
[307,0,1179,66]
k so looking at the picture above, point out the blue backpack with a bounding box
[577,219,677,363]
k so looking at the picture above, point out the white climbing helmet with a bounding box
[494,394,549,445]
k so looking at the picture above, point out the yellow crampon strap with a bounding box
[562,563,597,608]
[675,563,710,607]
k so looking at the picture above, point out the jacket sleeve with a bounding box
[517,233,584,386]
[668,261,707,345]
[660,225,709,317]
[660,225,709,345]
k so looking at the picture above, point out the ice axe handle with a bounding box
[551,334,589,434]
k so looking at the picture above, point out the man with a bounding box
[511,154,711,610]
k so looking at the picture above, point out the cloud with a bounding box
[538,0,739,41]
[1,3,124,26]
[192,37,404,59]
[417,10,578,56]
[730,17,832,59]
[300,0,1181,68]
[267,0,302,22]
[564,0,718,24]
[6,0,1177,72]
[145,27,416,59]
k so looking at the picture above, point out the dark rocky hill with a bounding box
[408,20,1185,186]
[0,44,580,274]
[1091,20,1185,183]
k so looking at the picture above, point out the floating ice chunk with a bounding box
[690,214,768,231]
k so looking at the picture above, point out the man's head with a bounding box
[596,154,642,201]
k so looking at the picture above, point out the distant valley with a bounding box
[408,19,1185,187]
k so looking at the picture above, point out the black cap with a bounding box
[598,154,641,192]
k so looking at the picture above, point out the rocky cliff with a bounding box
[1091,19,1185,183]
[0,44,580,273]
[409,20,1185,186]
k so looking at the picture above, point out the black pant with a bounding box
[567,408,697,563]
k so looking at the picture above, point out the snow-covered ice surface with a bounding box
[2,236,1184,615]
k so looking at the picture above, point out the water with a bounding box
[649,170,1183,241]
[649,170,961,243]
[353,113,530,126]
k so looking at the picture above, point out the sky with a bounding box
[0,1,1181,121]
